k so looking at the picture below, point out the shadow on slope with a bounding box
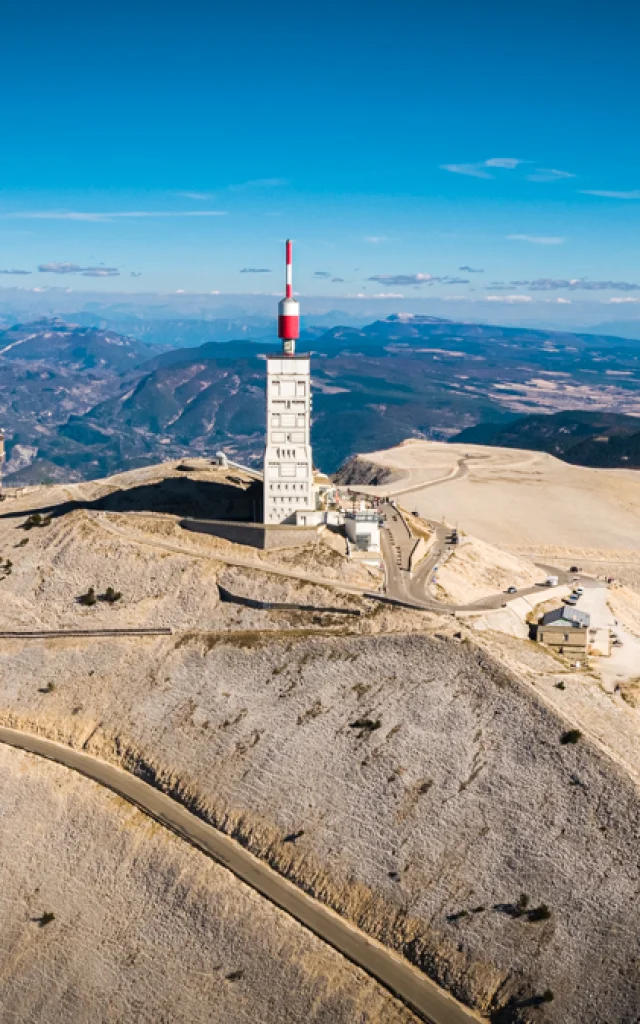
[1,476,263,524]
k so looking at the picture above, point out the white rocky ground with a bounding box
[432,536,544,604]
[0,744,417,1024]
[1,460,640,1023]
[342,440,640,551]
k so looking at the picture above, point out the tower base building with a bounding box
[263,353,315,523]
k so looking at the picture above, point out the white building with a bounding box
[263,353,316,524]
[345,510,380,553]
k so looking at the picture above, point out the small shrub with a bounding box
[555,680,566,690]
[446,909,468,922]
[36,911,55,927]
[17,538,29,547]
[101,587,122,604]
[225,969,244,982]
[349,718,381,733]
[23,514,51,531]
[78,587,97,607]
[541,989,554,1003]
[560,729,582,745]
[283,829,304,844]
[527,903,551,923]
[38,682,55,694]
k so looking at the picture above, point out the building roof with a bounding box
[541,606,590,629]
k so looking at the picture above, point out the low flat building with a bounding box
[538,606,590,653]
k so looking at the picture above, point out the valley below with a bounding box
[2,314,640,485]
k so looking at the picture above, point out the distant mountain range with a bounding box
[0,315,638,484]
[453,410,640,468]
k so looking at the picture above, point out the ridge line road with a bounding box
[0,726,481,1024]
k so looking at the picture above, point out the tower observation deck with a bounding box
[263,241,316,524]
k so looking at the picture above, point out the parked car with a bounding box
[506,586,517,594]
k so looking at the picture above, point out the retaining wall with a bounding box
[181,518,321,551]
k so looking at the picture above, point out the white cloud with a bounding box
[440,163,493,179]
[507,234,565,245]
[227,178,289,191]
[368,273,433,286]
[580,190,640,199]
[372,292,404,298]
[38,262,119,277]
[364,235,389,243]
[555,297,572,304]
[441,157,525,178]
[486,294,532,303]
[526,168,575,182]
[176,191,214,200]
[5,210,228,221]
[485,157,525,169]
[608,297,640,303]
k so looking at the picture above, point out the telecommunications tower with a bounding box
[263,240,315,524]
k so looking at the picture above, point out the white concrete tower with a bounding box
[263,241,315,524]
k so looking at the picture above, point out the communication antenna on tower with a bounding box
[278,239,300,355]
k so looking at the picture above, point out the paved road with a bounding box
[380,502,571,615]
[0,726,480,1024]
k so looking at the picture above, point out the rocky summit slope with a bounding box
[0,462,639,1023]
[0,743,417,1024]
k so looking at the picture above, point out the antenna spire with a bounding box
[278,239,300,355]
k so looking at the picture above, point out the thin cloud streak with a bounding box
[38,262,119,276]
[508,234,565,245]
[441,157,525,178]
[526,168,575,182]
[440,163,493,179]
[5,210,228,221]
[580,190,640,199]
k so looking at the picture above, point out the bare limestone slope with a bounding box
[339,440,640,553]
[0,743,417,1024]
[1,463,639,1022]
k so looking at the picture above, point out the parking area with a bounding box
[572,582,640,691]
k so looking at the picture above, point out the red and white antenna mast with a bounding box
[278,239,299,355]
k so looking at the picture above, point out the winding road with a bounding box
[0,725,480,1024]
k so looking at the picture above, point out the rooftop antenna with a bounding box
[278,239,300,356]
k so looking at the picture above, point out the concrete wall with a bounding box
[408,537,427,572]
[181,518,320,551]
[218,585,361,615]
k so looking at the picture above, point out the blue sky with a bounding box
[1,0,639,319]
